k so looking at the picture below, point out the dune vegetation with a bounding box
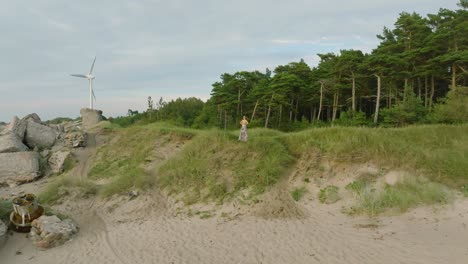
[39,122,468,215]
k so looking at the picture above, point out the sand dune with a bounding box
[1,132,467,264]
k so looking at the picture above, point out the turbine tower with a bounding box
[71,57,97,109]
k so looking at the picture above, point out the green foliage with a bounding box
[318,185,340,204]
[458,0,468,8]
[108,113,146,128]
[430,87,468,124]
[62,155,77,173]
[336,111,369,126]
[291,187,307,201]
[0,198,11,222]
[109,97,205,128]
[192,99,220,129]
[347,176,452,216]
[381,87,428,126]
[158,97,204,126]
[158,129,292,204]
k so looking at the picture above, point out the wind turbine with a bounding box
[71,57,97,109]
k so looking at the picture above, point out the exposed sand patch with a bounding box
[2,194,468,264]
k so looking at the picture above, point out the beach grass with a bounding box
[291,186,307,201]
[345,176,452,216]
[40,122,468,214]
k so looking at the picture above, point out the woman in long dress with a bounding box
[239,116,248,141]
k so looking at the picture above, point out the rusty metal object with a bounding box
[10,193,43,232]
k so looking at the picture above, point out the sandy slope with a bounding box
[1,132,468,264]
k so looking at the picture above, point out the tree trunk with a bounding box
[265,105,271,128]
[278,104,282,127]
[311,106,316,122]
[237,88,241,117]
[218,106,222,127]
[388,88,392,108]
[452,64,457,89]
[429,75,435,108]
[265,93,274,128]
[417,78,422,99]
[251,100,259,121]
[224,110,227,130]
[403,78,408,102]
[317,81,324,120]
[351,72,356,112]
[289,98,294,121]
[332,92,338,122]
[374,74,381,124]
[424,76,428,108]
[294,99,299,121]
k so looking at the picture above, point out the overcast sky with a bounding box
[0,0,458,122]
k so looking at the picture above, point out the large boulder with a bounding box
[22,113,42,123]
[0,152,40,185]
[25,121,57,149]
[80,108,103,130]
[0,133,29,153]
[0,220,6,249]
[30,215,78,249]
[48,151,71,174]
[0,116,27,139]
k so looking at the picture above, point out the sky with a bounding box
[0,0,458,122]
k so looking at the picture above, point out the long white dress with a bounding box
[239,124,248,141]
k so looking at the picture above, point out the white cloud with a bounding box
[0,0,459,121]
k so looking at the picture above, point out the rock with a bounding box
[80,108,103,130]
[128,190,139,198]
[0,152,41,185]
[24,121,57,149]
[63,121,82,133]
[30,215,78,249]
[48,151,71,174]
[0,220,6,249]
[40,149,51,158]
[0,133,29,153]
[22,113,42,123]
[64,132,87,148]
[1,116,27,139]
[49,124,65,133]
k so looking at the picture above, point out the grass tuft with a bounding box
[319,185,341,204]
[291,187,307,201]
[346,176,452,216]
[39,175,98,204]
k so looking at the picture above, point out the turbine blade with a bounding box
[70,74,87,78]
[89,56,96,74]
[92,89,96,101]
